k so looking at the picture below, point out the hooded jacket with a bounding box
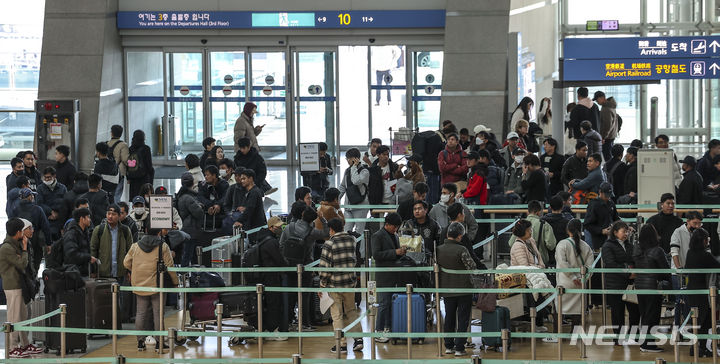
[697,151,719,186]
[583,129,603,156]
[543,212,572,242]
[568,98,599,139]
[177,188,205,239]
[599,97,618,140]
[279,219,329,264]
[234,147,268,184]
[62,220,92,276]
[437,145,468,184]
[14,199,51,247]
[0,236,28,290]
[63,180,89,217]
[677,168,704,204]
[123,235,178,296]
[55,159,77,190]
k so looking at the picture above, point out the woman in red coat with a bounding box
[463,152,488,205]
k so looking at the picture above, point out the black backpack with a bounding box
[241,236,271,284]
[282,224,311,266]
[344,166,367,204]
[106,140,118,164]
[367,165,384,205]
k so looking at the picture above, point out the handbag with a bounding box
[622,284,638,304]
[475,274,497,312]
[398,222,423,253]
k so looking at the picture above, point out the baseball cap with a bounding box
[107,204,121,214]
[512,148,527,156]
[132,196,145,206]
[19,218,32,231]
[506,132,519,140]
[20,188,36,199]
[473,124,492,134]
[592,91,606,101]
[154,186,168,195]
[680,155,697,167]
[267,216,283,228]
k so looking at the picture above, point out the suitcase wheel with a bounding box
[417,339,424,345]
[174,337,187,346]
[188,336,199,341]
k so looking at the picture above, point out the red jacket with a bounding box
[438,145,468,185]
[463,172,488,205]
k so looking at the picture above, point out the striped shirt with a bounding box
[319,231,357,288]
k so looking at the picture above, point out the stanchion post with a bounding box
[216,303,224,358]
[501,328,509,360]
[196,246,203,266]
[530,307,537,360]
[557,286,565,360]
[712,287,718,364]
[369,307,376,360]
[334,329,343,360]
[674,323,680,364]
[257,284,265,358]
[472,354,480,364]
[158,267,165,355]
[297,263,304,355]
[112,283,119,357]
[292,353,301,364]
[3,322,12,359]
[60,303,67,358]
[655,358,666,364]
[117,354,126,364]
[692,307,699,364]
[406,283,413,360]
[601,258,607,328]
[491,231,498,269]
[580,266,587,359]
[169,328,176,358]
[434,264,442,358]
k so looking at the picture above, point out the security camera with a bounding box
[369,38,376,43]
[200,39,208,44]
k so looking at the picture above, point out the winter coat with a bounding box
[93,157,119,198]
[55,160,77,190]
[371,228,401,287]
[486,161,505,196]
[571,167,606,194]
[233,112,260,151]
[0,236,28,290]
[543,212,572,242]
[176,188,205,239]
[541,152,565,196]
[223,184,246,213]
[187,167,204,193]
[107,138,130,176]
[428,202,478,240]
[254,228,288,286]
[279,219,329,264]
[436,238,476,297]
[338,165,370,205]
[510,237,545,268]
[123,235,178,296]
[584,198,619,250]
[601,238,635,290]
[234,147,268,184]
[568,101,598,139]
[127,144,154,183]
[79,190,110,227]
[646,212,683,254]
[37,181,67,217]
[561,155,588,187]
[438,145,468,185]
[599,97,618,140]
[521,169,547,203]
[504,163,524,195]
[234,185,267,235]
[90,222,133,278]
[316,201,345,230]
[632,245,671,290]
[624,161,638,195]
[509,214,557,265]
[63,180,89,218]
[555,237,593,314]
[583,130,602,157]
[62,220,92,276]
[14,199,51,247]
[404,217,441,255]
[23,166,42,192]
[197,180,230,213]
[6,187,21,219]
[498,145,517,171]
[677,169,704,204]
[463,168,487,204]
[697,151,719,186]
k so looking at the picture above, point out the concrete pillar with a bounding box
[38,0,124,171]
[440,0,510,135]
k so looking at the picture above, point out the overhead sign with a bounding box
[564,36,720,60]
[149,195,173,229]
[585,20,619,31]
[117,10,446,29]
[561,58,720,81]
[299,143,320,172]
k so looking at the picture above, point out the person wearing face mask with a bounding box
[503,148,527,204]
[217,158,236,186]
[36,167,67,241]
[428,183,478,240]
[130,196,149,234]
[234,102,262,152]
[677,156,703,204]
[669,211,702,326]
[6,158,25,197]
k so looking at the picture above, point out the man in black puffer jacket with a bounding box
[60,208,97,276]
[583,182,619,250]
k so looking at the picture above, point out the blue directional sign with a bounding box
[562,58,720,81]
[564,36,720,59]
[116,10,446,29]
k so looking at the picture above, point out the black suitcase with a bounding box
[310,276,332,325]
[231,253,243,286]
[84,278,115,335]
[219,291,256,317]
[46,288,87,354]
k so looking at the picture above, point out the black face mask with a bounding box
[688,227,696,233]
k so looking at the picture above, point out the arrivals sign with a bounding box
[563,36,720,81]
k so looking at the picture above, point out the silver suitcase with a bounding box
[211,236,239,285]
[30,296,46,344]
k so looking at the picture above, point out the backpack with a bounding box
[241,235,272,284]
[282,224,311,266]
[46,236,66,269]
[126,149,145,179]
[344,166,367,205]
[106,140,118,164]
[367,165,384,204]
[410,131,444,171]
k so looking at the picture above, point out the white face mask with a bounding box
[219,169,227,177]
[440,194,450,203]
[133,207,144,216]
[43,179,55,187]
[476,137,484,145]
[515,156,524,164]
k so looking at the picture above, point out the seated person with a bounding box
[397,182,429,222]
[402,200,440,258]
[234,137,276,195]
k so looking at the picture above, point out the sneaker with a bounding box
[330,345,348,353]
[640,345,664,353]
[137,340,146,352]
[455,350,468,356]
[353,339,364,351]
[445,348,455,354]
[535,325,548,333]
[155,342,169,353]
[8,348,29,358]
[265,187,279,196]
[302,324,317,332]
[465,341,475,348]
[663,308,675,318]
[542,337,558,343]
[267,329,288,341]
[374,329,390,343]
[22,344,43,354]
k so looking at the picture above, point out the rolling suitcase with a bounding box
[30,296,46,344]
[46,288,87,354]
[390,293,426,344]
[309,275,332,325]
[218,291,256,318]
[188,292,219,322]
[84,278,115,336]
[481,306,511,350]
[211,235,237,285]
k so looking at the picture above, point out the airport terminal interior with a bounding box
[6,0,720,363]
